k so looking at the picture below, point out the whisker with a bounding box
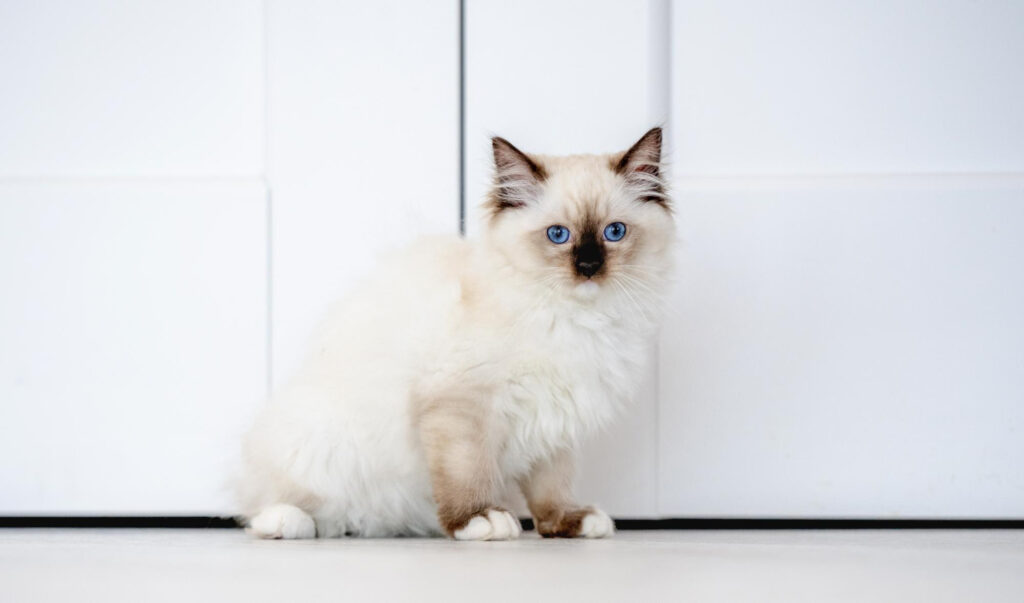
[612,279,653,324]
[615,272,659,298]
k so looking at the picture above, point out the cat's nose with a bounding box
[575,259,603,278]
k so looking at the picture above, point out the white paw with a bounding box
[249,503,316,539]
[453,509,522,541]
[579,508,615,538]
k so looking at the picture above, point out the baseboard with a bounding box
[1,516,1022,529]
[0,516,239,528]
[598,518,1024,530]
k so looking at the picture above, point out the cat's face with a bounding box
[483,128,674,300]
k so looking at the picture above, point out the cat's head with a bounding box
[482,127,675,301]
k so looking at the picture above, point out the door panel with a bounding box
[659,177,1024,517]
[662,0,1024,518]
[671,0,1024,175]
[0,1,264,178]
[0,182,267,513]
[267,0,460,385]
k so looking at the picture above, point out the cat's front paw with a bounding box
[535,506,615,539]
[248,503,317,539]
[452,508,522,541]
[579,508,615,538]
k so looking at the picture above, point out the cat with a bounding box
[236,127,674,540]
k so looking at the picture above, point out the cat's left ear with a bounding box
[489,136,547,213]
[616,127,667,205]
[617,127,662,176]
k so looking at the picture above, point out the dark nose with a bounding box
[573,231,606,278]
[575,258,603,278]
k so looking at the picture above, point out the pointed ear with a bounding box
[615,127,667,205]
[489,136,547,213]
[616,127,662,176]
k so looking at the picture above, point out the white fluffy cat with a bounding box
[237,128,674,540]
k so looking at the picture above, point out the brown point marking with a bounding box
[531,503,595,538]
[438,506,515,536]
[413,386,505,538]
[492,136,547,181]
[616,127,668,207]
[437,501,487,535]
[571,214,606,280]
[489,136,547,215]
[616,127,662,176]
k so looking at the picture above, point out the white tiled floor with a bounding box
[1,529,1022,602]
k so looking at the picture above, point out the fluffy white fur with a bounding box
[237,130,674,538]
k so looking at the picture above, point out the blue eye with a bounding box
[603,222,627,241]
[546,225,570,244]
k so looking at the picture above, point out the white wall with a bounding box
[660,0,1024,517]
[0,182,267,513]
[0,0,458,514]
[267,0,459,386]
[2,0,1022,519]
[0,0,267,513]
[0,1,265,177]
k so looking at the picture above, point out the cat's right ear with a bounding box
[489,136,547,213]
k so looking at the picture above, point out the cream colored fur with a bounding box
[237,129,674,538]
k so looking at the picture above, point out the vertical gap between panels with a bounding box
[649,0,672,517]
[458,0,467,236]
[262,0,274,394]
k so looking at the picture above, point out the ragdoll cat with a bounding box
[237,127,674,540]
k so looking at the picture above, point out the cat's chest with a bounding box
[495,310,649,461]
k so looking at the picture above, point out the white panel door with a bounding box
[0,1,267,514]
[671,0,1024,175]
[465,0,668,517]
[267,0,459,385]
[0,182,266,514]
[660,0,1024,517]
[660,178,1024,517]
[1,0,460,516]
[0,1,264,177]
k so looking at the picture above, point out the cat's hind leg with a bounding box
[248,503,317,539]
